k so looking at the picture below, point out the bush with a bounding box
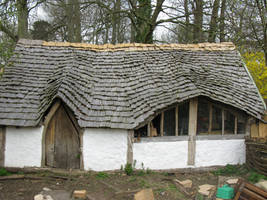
[0,168,10,176]
[248,171,267,183]
[124,163,134,176]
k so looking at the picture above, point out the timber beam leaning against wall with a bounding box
[0,126,6,167]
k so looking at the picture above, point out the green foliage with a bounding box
[137,170,146,176]
[196,193,205,200]
[96,172,109,179]
[31,20,54,41]
[247,171,267,183]
[242,52,267,99]
[124,163,134,176]
[0,168,11,176]
[0,37,15,77]
[167,183,177,191]
[139,179,151,188]
[213,164,248,176]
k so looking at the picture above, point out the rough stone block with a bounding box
[34,194,44,200]
[73,190,87,199]
[226,178,239,185]
[176,179,192,188]
[134,189,154,200]
[198,184,216,196]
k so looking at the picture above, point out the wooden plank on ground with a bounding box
[234,179,267,200]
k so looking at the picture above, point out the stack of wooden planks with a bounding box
[234,179,267,200]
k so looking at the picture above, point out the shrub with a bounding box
[96,172,109,179]
[124,163,134,176]
[248,171,267,183]
[0,168,10,176]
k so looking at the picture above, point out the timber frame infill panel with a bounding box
[0,126,6,167]
[41,99,84,169]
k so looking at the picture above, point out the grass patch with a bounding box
[247,171,267,183]
[96,172,109,179]
[139,179,151,188]
[196,193,204,200]
[129,176,137,182]
[212,164,248,176]
[0,168,11,176]
[137,170,146,176]
[167,183,177,191]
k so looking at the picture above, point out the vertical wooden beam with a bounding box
[222,109,225,135]
[160,112,164,136]
[0,126,6,167]
[208,103,213,134]
[234,116,238,135]
[79,130,84,170]
[175,105,179,136]
[147,122,151,137]
[127,130,134,164]
[188,98,198,166]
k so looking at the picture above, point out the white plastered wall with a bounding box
[133,141,188,170]
[83,128,128,171]
[5,126,43,167]
[195,139,246,167]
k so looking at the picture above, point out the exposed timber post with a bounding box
[188,98,198,165]
[127,130,134,164]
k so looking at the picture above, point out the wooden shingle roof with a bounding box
[0,39,265,128]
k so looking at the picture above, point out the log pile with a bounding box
[245,137,267,176]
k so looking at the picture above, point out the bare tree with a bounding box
[208,0,220,42]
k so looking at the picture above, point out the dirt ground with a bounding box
[0,166,252,200]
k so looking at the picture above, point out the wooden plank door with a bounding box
[45,104,80,169]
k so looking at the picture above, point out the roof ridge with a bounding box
[17,39,236,51]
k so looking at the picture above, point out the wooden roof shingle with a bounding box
[0,39,265,128]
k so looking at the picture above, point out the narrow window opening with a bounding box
[151,114,161,136]
[197,99,209,135]
[178,102,189,135]
[163,108,175,136]
[211,106,222,134]
[134,125,147,138]
[224,111,235,134]
[237,116,246,134]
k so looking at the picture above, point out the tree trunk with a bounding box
[208,0,220,42]
[111,0,121,44]
[130,0,137,43]
[16,0,29,39]
[66,0,81,43]
[193,0,203,43]
[184,0,190,43]
[219,0,226,42]
[135,0,152,43]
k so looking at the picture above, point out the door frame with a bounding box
[41,99,84,169]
